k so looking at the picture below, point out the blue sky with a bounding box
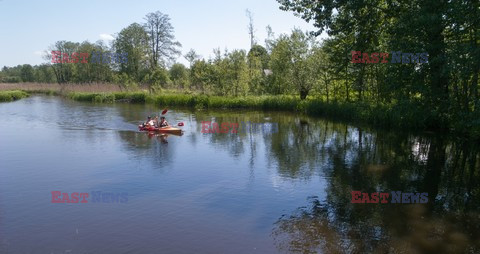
[0,0,320,67]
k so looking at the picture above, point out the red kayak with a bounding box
[138,125,183,135]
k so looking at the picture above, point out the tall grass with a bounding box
[67,91,148,103]
[1,83,477,137]
[302,100,435,130]
[63,91,434,130]
[0,90,29,102]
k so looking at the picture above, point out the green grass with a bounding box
[58,91,480,138]
[66,92,302,111]
[64,91,432,126]
[302,100,437,130]
[67,92,147,103]
[0,90,30,102]
[28,89,60,96]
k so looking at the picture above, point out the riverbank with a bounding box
[0,90,29,102]
[66,92,479,136]
[1,84,478,137]
[0,82,124,94]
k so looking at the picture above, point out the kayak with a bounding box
[138,125,183,135]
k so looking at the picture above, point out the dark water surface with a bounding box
[0,95,479,254]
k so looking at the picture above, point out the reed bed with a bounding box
[0,82,132,94]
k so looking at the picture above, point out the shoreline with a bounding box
[0,88,478,138]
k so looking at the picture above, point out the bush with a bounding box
[0,90,29,102]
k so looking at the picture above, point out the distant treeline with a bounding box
[0,10,323,99]
[1,1,479,133]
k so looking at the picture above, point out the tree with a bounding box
[169,63,189,89]
[269,34,292,95]
[113,23,149,81]
[113,72,137,91]
[248,45,269,70]
[288,29,316,99]
[190,59,214,94]
[184,49,200,68]
[268,29,317,99]
[276,0,480,127]
[226,49,249,96]
[245,9,256,49]
[143,11,182,69]
[34,64,56,83]
[143,67,169,93]
[265,25,275,53]
[45,40,79,84]
[310,46,332,102]
[247,45,269,94]
[20,64,35,82]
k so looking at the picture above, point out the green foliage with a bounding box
[190,59,215,94]
[248,45,270,70]
[113,73,138,91]
[68,91,148,103]
[20,64,35,82]
[184,49,200,67]
[1,65,55,83]
[93,93,115,103]
[276,0,480,135]
[144,11,182,68]
[113,23,149,81]
[114,92,148,103]
[143,67,169,93]
[269,35,293,95]
[169,63,189,89]
[0,90,29,102]
[224,49,249,96]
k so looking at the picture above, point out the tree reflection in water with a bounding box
[271,134,480,254]
[113,105,479,253]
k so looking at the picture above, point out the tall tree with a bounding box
[113,23,149,81]
[143,11,182,69]
[184,49,200,67]
[169,63,189,89]
[45,41,79,84]
[20,64,35,82]
[245,9,256,49]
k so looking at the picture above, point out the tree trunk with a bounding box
[300,88,309,100]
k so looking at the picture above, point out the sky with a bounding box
[0,0,321,67]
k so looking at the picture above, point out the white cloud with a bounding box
[34,50,43,56]
[99,33,114,41]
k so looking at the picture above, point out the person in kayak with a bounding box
[159,116,169,128]
[143,116,155,127]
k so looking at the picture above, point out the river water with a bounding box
[0,95,478,254]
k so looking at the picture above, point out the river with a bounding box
[0,95,478,253]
